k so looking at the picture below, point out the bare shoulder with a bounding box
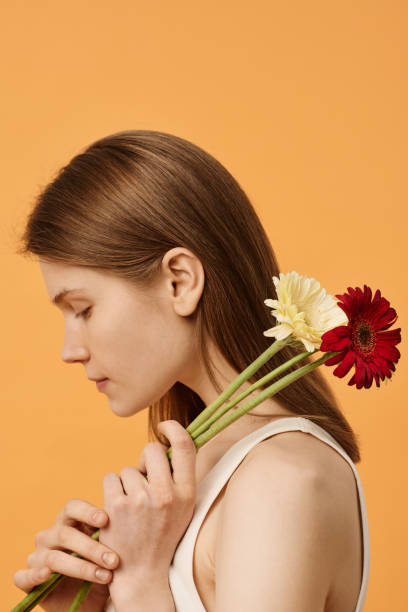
[226,425,359,568]
[214,427,358,609]
[241,426,357,491]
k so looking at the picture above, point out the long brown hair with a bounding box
[15,129,361,463]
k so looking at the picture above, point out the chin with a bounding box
[107,398,145,418]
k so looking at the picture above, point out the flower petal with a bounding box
[354,355,366,389]
[324,351,347,366]
[263,272,347,351]
[332,350,356,378]
[320,325,351,351]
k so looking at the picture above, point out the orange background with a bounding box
[1,2,406,609]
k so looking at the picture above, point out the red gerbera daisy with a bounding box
[320,285,401,389]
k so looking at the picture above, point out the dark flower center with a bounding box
[352,319,376,354]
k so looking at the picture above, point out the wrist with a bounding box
[108,569,175,612]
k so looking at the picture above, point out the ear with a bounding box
[161,247,205,316]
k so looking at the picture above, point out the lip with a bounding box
[96,378,109,391]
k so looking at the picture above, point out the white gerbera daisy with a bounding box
[263,271,348,352]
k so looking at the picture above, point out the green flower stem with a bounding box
[10,573,66,612]
[11,530,100,612]
[11,337,338,612]
[67,581,93,612]
[72,348,339,609]
[189,348,315,441]
[166,351,340,461]
[185,338,290,438]
[192,351,339,449]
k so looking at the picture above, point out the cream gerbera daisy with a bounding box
[263,271,348,352]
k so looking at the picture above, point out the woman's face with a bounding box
[39,255,200,417]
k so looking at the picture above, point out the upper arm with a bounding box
[214,445,335,612]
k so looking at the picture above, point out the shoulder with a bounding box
[230,427,358,528]
[240,426,356,491]
[224,428,341,510]
[213,429,354,610]
[223,431,357,555]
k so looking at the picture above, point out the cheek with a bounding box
[113,325,180,409]
[103,310,170,374]
[97,301,190,387]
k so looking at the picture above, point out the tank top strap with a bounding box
[196,416,350,508]
[106,416,370,611]
[168,415,370,612]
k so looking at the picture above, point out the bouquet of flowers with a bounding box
[12,272,401,612]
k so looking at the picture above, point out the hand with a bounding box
[13,498,121,612]
[98,420,197,590]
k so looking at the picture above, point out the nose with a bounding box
[61,343,90,363]
[61,329,90,363]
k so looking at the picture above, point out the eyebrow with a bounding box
[51,288,86,306]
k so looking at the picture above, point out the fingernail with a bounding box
[103,552,117,566]
[96,568,110,581]
[93,510,106,524]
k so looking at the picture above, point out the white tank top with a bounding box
[104,416,370,611]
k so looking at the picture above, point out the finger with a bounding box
[156,420,197,490]
[103,472,128,510]
[13,566,52,593]
[35,548,113,584]
[56,498,109,529]
[137,440,170,475]
[119,465,149,496]
[138,443,174,490]
[36,525,120,571]
[26,550,45,569]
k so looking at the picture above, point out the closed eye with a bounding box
[75,306,92,319]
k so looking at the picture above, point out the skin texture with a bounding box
[14,247,291,610]
[213,437,336,611]
[38,247,289,426]
[100,419,197,608]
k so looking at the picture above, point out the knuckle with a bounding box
[119,465,136,477]
[44,549,56,567]
[26,552,36,567]
[159,419,177,428]
[158,419,189,441]
[146,441,162,453]
[64,498,75,514]
[58,498,74,522]
[55,508,64,524]
[133,488,149,506]
[57,525,69,547]
[177,436,194,451]
[74,562,87,581]
[34,530,45,547]
[13,569,23,588]
[83,562,96,581]
[153,490,174,509]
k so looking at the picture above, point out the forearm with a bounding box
[108,569,175,612]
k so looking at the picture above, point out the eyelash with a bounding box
[75,307,92,320]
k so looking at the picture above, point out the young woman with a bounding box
[13,130,369,611]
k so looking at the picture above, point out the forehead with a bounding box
[38,260,157,307]
[39,260,107,298]
[40,260,95,283]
